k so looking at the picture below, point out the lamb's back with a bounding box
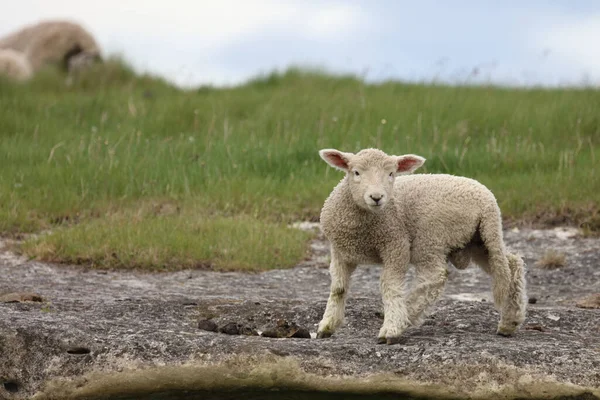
[394,174,498,240]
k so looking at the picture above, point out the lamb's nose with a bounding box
[370,194,383,204]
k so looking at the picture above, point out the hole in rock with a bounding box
[67,346,91,355]
[3,381,19,393]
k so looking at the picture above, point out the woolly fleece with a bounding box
[0,48,33,81]
[0,20,101,72]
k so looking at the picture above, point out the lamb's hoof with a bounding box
[386,336,402,345]
[496,325,516,337]
[377,336,402,345]
[316,331,332,339]
[409,317,425,327]
[496,330,513,337]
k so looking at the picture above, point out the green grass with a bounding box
[21,205,311,271]
[1,60,599,270]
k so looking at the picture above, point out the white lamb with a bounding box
[0,48,33,81]
[0,20,101,73]
[316,148,527,344]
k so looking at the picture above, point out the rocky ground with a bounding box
[0,226,599,400]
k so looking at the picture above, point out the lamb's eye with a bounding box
[354,171,360,176]
[389,172,393,177]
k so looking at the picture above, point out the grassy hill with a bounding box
[1,61,598,271]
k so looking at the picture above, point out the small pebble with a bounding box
[291,327,311,339]
[198,319,218,332]
[525,324,546,332]
[218,322,258,336]
[219,322,241,335]
[261,319,310,339]
[239,325,259,336]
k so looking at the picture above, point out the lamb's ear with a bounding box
[395,154,426,174]
[319,149,353,172]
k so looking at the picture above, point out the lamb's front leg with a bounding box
[317,248,356,338]
[378,248,411,345]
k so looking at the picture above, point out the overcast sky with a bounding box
[1,0,599,87]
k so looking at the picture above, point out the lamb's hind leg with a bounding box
[471,247,527,336]
[317,247,357,338]
[500,253,527,334]
[405,253,449,327]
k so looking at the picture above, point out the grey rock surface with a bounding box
[0,227,599,399]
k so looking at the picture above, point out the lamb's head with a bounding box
[67,51,102,72]
[319,148,425,212]
[64,44,102,73]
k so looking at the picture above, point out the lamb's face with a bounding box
[319,148,426,213]
[67,51,102,72]
[348,153,397,211]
